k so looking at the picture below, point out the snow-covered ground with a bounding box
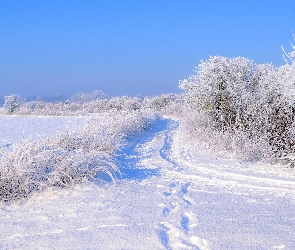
[0,115,90,149]
[1,115,295,249]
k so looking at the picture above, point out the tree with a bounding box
[282,32,295,64]
[4,94,23,113]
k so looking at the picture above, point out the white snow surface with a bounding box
[1,115,295,249]
[0,115,90,149]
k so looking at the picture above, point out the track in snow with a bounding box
[122,118,295,249]
[116,118,209,249]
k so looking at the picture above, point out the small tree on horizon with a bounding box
[4,94,23,113]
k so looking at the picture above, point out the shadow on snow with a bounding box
[115,118,177,182]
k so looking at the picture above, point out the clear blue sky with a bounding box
[1,1,295,97]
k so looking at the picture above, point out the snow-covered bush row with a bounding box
[142,94,183,116]
[0,93,178,116]
[0,90,105,114]
[180,43,295,161]
[0,110,158,202]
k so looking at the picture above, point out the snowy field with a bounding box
[0,115,90,149]
[1,115,295,249]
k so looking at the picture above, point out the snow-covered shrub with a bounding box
[282,32,295,64]
[3,94,23,114]
[180,56,262,131]
[0,109,158,202]
[1,89,180,117]
[180,54,295,162]
[8,93,178,116]
[159,94,184,116]
[142,94,177,111]
[106,96,141,111]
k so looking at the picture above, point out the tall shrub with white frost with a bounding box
[4,94,23,114]
[180,52,295,161]
[180,56,261,130]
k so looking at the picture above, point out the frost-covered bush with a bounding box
[142,94,177,111]
[180,53,295,162]
[0,110,158,202]
[282,32,295,64]
[180,56,261,131]
[6,93,178,116]
[3,94,23,114]
[106,96,141,111]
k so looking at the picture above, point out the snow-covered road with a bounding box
[1,116,295,249]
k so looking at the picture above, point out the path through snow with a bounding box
[0,116,295,249]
